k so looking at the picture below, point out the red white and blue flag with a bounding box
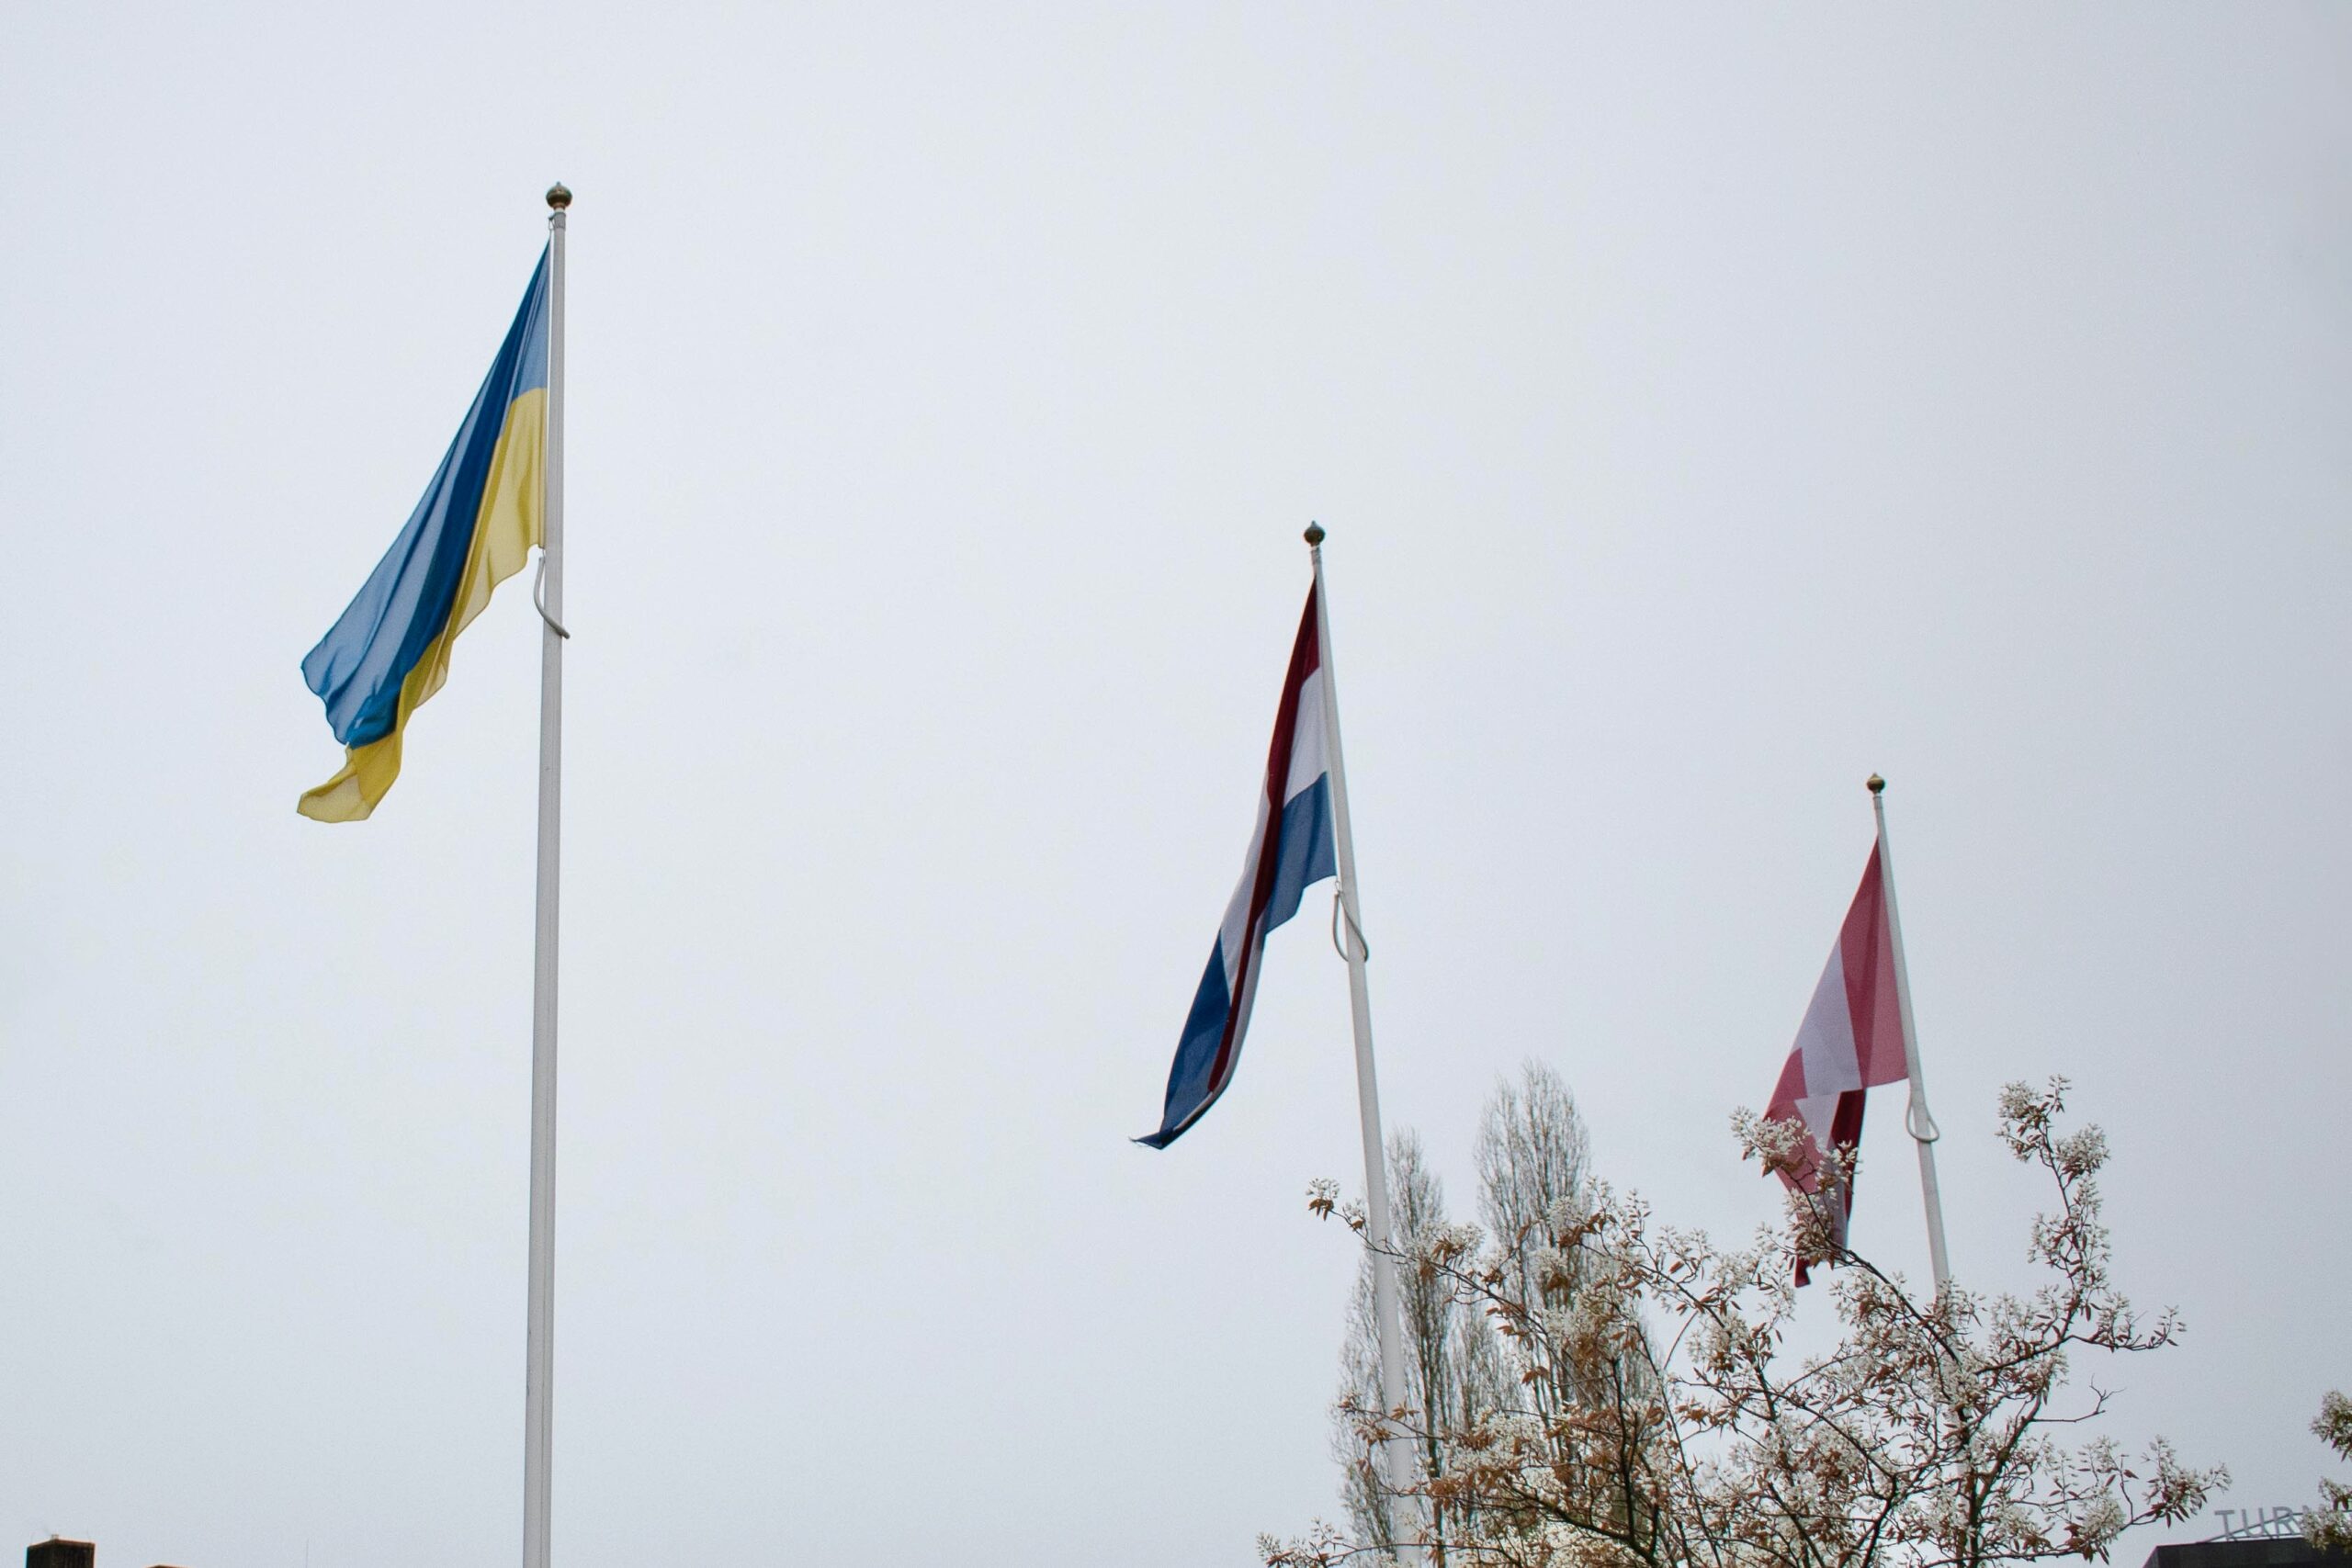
[1763,843,1910,1274]
[1137,585,1337,1149]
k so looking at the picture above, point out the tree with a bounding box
[2306,1393,2352,1551]
[1478,1063,1600,1380]
[1331,1065,1614,1564]
[1337,1129,1511,1559]
[1271,1078,2222,1568]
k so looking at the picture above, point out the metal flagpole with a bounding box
[1868,774,1951,1295]
[1306,524,1421,1558]
[523,181,571,1568]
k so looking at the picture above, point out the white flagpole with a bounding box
[523,181,570,1568]
[1868,774,1951,1295]
[1306,525,1421,1557]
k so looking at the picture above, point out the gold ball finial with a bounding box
[1866,773,1886,795]
[1304,522,1326,546]
[546,183,572,210]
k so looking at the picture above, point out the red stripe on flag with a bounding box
[1839,844,1910,1090]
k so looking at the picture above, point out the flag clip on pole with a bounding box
[1868,774,1951,1295]
[522,181,569,1568]
[1306,525,1422,1559]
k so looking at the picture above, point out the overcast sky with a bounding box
[4,6,2346,1566]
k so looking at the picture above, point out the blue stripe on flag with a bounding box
[1137,942,1234,1150]
[301,248,551,750]
[1137,773,1334,1149]
[1264,775,1334,932]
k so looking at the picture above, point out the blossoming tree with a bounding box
[2306,1393,2351,1551]
[1271,1079,2222,1568]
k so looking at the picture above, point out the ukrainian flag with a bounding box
[299,250,550,821]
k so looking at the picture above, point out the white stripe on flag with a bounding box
[1792,942,1860,1148]
[1282,668,1329,804]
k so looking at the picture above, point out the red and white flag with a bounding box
[1765,843,1910,1276]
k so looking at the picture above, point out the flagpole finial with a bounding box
[1867,773,1886,795]
[1304,522,1326,546]
[546,183,572,210]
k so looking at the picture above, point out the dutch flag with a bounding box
[1137,584,1337,1149]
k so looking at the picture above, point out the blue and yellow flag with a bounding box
[299,250,551,821]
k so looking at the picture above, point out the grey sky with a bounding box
[3,6,2346,1565]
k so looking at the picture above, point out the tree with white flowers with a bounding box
[1272,1077,2222,1568]
[2305,1393,2352,1551]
